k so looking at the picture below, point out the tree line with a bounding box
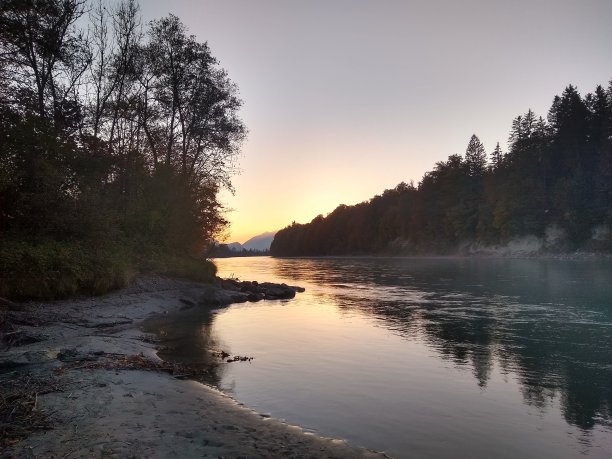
[208,244,270,258]
[271,81,612,256]
[0,0,245,298]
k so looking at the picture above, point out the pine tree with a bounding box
[490,142,503,170]
[534,116,549,140]
[547,85,589,141]
[520,109,537,138]
[508,115,523,149]
[465,134,487,177]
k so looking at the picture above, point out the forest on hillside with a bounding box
[0,0,245,298]
[272,81,612,256]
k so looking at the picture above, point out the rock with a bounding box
[259,282,297,300]
[204,279,304,305]
[199,286,248,306]
[216,278,241,291]
[267,288,295,300]
[246,293,264,302]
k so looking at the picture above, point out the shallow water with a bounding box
[165,257,612,458]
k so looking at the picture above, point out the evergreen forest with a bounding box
[271,81,612,256]
[0,0,245,299]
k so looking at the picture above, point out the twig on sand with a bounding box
[0,374,59,447]
[55,352,206,379]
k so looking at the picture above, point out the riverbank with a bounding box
[270,250,612,261]
[0,276,385,458]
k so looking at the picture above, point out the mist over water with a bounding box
[163,257,612,458]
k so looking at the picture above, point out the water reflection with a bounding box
[143,307,226,386]
[272,257,612,432]
[153,257,612,457]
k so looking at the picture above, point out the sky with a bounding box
[138,0,612,244]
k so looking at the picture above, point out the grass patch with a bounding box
[138,251,217,283]
[0,240,135,300]
[0,240,217,301]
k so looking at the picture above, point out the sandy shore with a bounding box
[1,277,386,458]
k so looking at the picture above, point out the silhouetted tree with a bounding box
[489,142,503,170]
[465,134,487,177]
[0,0,90,130]
[271,79,612,256]
[0,0,245,286]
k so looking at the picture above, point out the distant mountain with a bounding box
[242,231,277,251]
[226,242,244,252]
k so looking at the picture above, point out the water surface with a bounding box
[161,257,612,458]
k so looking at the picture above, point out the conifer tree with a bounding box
[490,142,503,170]
[520,109,537,138]
[465,134,487,177]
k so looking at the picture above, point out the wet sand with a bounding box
[1,277,385,458]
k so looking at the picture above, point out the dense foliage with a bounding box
[0,0,245,298]
[272,82,612,256]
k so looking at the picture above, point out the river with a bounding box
[158,256,612,458]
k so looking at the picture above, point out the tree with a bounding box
[548,85,589,140]
[0,1,245,250]
[0,0,90,132]
[272,78,612,256]
[490,142,503,170]
[87,0,141,141]
[520,109,537,138]
[0,0,92,237]
[465,134,487,177]
[138,15,246,186]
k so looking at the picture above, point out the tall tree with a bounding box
[140,15,246,187]
[87,0,141,142]
[490,142,503,170]
[0,0,90,132]
[465,134,487,177]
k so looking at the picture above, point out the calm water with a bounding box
[158,257,612,458]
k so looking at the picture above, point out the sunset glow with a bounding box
[138,0,612,243]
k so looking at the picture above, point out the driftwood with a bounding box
[0,374,59,447]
